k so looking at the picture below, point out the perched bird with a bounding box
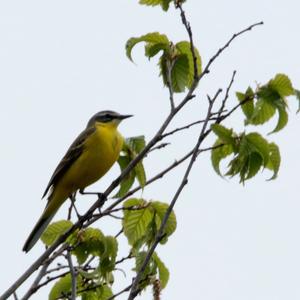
[23,110,132,252]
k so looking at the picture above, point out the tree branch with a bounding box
[127,89,221,300]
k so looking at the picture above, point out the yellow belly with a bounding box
[59,124,123,192]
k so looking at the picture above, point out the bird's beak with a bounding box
[119,114,133,120]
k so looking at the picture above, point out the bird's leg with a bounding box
[79,189,106,213]
[68,193,81,220]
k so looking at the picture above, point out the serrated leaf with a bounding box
[135,162,146,188]
[266,142,281,180]
[153,253,169,289]
[123,200,153,246]
[175,41,202,87]
[268,106,288,134]
[246,99,276,125]
[150,201,177,239]
[115,155,135,198]
[145,42,169,59]
[126,32,170,62]
[41,220,73,246]
[170,55,189,92]
[245,152,263,180]
[211,139,234,176]
[236,87,254,119]
[269,73,294,98]
[245,133,270,166]
[211,124,236,147]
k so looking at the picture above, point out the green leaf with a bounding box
[269,73,294,98]
[115,136,147,197]
[49,274,72,300]
[236,87,254,119]
[145,42,169,59]
[295,89,300,113]
[150,201,177,239]
[168,54,189,93]
[72,228,105,264]
[81,285,113,300]
[153,253,169,289]
[159,41,202,93]
[135,162,146,188]
[246,99,276,125]
[123,199,153,246]
[245,152,263,180]
[266,142,281,180]
[211,124,236,148]
[269,105,288,134]
[175,41,202,87]
[139,0,176,11]
[211,139,234,176]
[126,32,170,62]
[41,220,73,246]
[125,135,146,154]
[245,133,270,166]
[115,155,135,198]
[99,236,118,276]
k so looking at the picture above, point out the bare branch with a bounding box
[217,70,237,120]
[66,251,76,300]
[176,2,199,79]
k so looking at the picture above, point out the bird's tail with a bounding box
[23,188,69,252]
[22,210,56,252]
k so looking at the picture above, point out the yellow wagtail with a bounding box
[23,110,132,252]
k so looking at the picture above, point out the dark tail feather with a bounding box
[22,213,55,252]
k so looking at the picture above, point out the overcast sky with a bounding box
[1,1,300,299]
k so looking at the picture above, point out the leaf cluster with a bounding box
[122,198,177,289]
[42,221,117,299]
[115,136,146,198]
[126,32,201,93]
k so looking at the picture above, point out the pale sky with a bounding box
[1,1,300,299]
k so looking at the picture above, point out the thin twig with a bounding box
[66,251,76,300]
[148,142,170,153]
[176,2,199,79]
[107,283,132,300]
[217,70,237,120]
[166,57,175,111]
[21,263,50,300]
[161,117,217,139]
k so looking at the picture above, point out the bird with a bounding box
[23,110,132,252]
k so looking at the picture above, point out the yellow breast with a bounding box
[61,123,123,191]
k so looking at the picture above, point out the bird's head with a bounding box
[87,110,133,128]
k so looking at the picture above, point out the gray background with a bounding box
[1,1,300,299]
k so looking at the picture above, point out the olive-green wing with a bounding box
[42,126,96,199]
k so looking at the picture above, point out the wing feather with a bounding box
[42,126,96,199]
